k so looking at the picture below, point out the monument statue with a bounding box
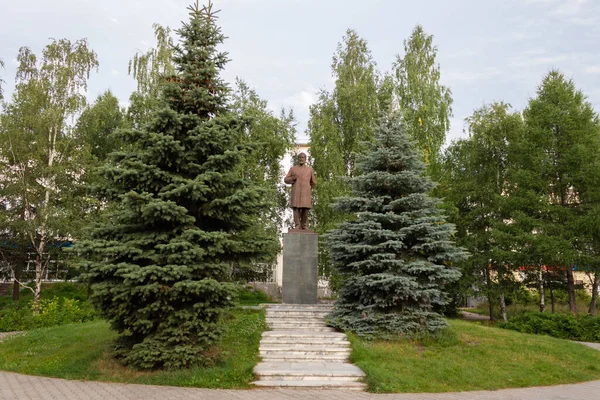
[284,152,316,231]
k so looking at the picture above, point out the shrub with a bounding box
[0,297,97,332]
[499,312,600,342]
[234,286,272,306]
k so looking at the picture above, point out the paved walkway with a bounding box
[2,370,600,400]
[459,310,491,321]
[2,315,600,399]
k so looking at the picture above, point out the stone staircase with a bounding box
[252,303,366,390]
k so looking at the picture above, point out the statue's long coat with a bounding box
[284,164,316,209]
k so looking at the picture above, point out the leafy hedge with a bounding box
[0,297,97,332]
[499,312,600,342]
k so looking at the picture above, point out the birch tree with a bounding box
[394,25,452,175]
[0,38,98,311]
[308,29,382,279]
[127,23,175,127]
[0,58,5,99]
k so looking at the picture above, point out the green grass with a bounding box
[0,308,265,388]
[235,286,277,306]
[469,302,596,319]
[3,311,600,392]
[350,319,600,393]
[0,282,89,309]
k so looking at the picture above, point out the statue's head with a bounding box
[298,152,307,165]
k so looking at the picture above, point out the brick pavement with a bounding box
[1,371,600,400]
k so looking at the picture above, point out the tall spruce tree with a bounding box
[78,1,275,369]
[327,116,466,338]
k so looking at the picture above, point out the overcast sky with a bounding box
[1,0,599,144]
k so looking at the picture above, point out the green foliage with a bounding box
[233,286,272,306]
[127,23,176,127]
[327,116,466,338]
[349,319,600,393]
[512,70,600,312]
[75,90,126,162]
[0,308,265,388]
[0,297,97,332]
[441,102,525,319]
[228,79,295,278]
[500,312,600,342]
[123,26,291,282]
[394,25,452,170]
[0,38,98,308]
[0,57,5,99]
[77,1,276,370]
[308,29,384,280]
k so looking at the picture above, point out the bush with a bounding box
[499,312,600,342]
[234,286,272,306]
[0,297,97,332]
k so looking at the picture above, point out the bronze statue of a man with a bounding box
[284,152,316,230]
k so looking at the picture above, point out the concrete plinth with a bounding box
[282,232,318,304]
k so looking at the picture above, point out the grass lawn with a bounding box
[0,307,265,389]
[2,312,600,392]
[350,319,600,393]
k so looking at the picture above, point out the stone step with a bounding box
[266,314,330,320]
[255,362,365,381]
[252,380,366,390]
[261,353,349,362]
[265,309,331,316]
[260,345,350,352]
[260,349,351,357]
[267,326,337,332]
[263,304,334,310]
[266,311,329,320]
[262,330,347,339]
[261,341,350,348]
[266,320,328,327]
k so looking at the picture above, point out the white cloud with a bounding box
[510,54,569,68]
[584,65,600,74]
[445,116,468,146]
[446,68,504,84]
[111,69,119,76]
[512,32,531,41]
[552,0,588,17]
[568,16,599,25]
[283,89,318,110]
[110,17,119,24]
[522,48,548,56]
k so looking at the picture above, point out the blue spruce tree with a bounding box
[78,1,276,369]
[327,116,466,338]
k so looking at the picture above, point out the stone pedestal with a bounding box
[282,232,318,304]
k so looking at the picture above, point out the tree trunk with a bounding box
[498,269,507,322]
[539,266,545,313]
[30,125,55,313]
[12,277,20,302]
[550,285,555,313]
[566,267,577,313]
[588,271,599,316]
[485,265,495,321]
[499,291,507,322]
[32,253,44,314]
